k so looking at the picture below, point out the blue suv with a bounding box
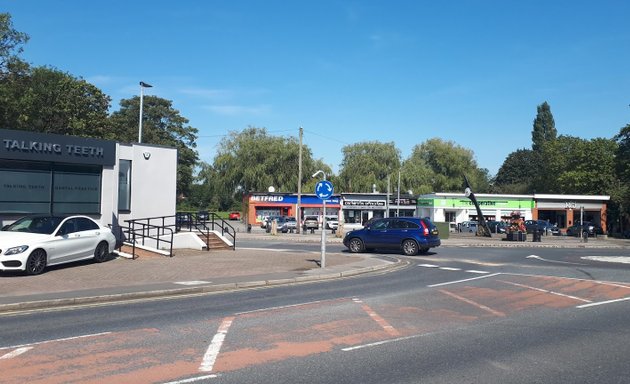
[343,217,441,256]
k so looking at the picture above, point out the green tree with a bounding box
[613,123,630,233]
[535,135,617,195]
[0,65,111,136]
[0,13,29,75]
[493,149,539,193]
[532,101,557,152]
[198,127,326,211]
[338,141,401,193]
[109,96,199,198]
[408,138,490,193]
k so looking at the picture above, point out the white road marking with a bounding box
[353,297,400,337]
[342,333,427,351]
[465,270,490,274]
[199,316,235,372]
[582,256,630,264]
[577,297,630,308]
[0,347,33,360]
[439,267,461,271]
[428,273,500,288]
[236,299,345,315]
[174,281,212,286]
[161,374,218,383]
[526,255,587,265]
[438,289,506,317]
[0,331,112,351]
[418,264,439,268]
[497,280,591,303]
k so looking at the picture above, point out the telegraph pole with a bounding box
[296,127,303,233]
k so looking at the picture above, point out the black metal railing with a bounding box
[175,211,236,250]
[122,216,175,259]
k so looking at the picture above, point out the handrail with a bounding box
[175,211,236,250]
[123,216,175,259]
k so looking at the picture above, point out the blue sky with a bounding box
[3,0,630,176]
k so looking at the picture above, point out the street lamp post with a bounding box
[138,81,153,143]
[313,170,327,268]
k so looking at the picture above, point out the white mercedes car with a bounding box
[0,215,117,275]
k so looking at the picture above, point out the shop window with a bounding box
[118,160,131,211]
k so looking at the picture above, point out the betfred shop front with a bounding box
[246,193,341,227]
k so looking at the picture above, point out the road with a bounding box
[1,244,630,383]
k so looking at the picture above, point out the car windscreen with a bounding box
[3,216,63,235]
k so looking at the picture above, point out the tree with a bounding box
[613,123,630,234]
[0,65,111,137]
[533,135,617,195]
[532,101,557,152]
[493,149,539,193]
[338,141,401,193]
[408,138,490,193]
[197,127,327,211]
[0,13,29,75]
[109,96,199,198]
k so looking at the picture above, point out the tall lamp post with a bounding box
[138,81,153,143]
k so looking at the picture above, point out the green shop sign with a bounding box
[417,197,534,209]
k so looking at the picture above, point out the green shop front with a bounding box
[417,193,535,225]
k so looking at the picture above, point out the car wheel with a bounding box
[348,238,365,253]
[25,249,47,275]
[402,239,419,256]
[94,241,110,263]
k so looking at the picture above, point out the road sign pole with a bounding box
[313,177,333,269]
[321,199,326,268]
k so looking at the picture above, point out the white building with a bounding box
[0,128,177,237]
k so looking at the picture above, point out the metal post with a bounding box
[138,81,152,143]
[321,199,326,268]
[297,127,303,233]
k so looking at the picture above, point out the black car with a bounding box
[486,220,507,234]
[524,220,554,235]
[343,217,441,256]
[566,221,603,237]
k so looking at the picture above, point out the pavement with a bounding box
[1,228,629,314]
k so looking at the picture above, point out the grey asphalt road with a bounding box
[1,245,630,383]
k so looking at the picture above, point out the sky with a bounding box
[3,0,630,176]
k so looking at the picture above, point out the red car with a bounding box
[228,212,241,220]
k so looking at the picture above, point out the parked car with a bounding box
[524,220,554,235]
[197,211,209,221]
[343,217,441,256]
[325,215,339,231]
[267,216,289,233]
[459,221,478,233]
[284,217,297,232]
[486,220,507,234]
[228,212,241,221]
[566,221,603,237]
[549,225,561,236]
[0,215,116,275]
[176,212,192,228]
[302,215,319,232]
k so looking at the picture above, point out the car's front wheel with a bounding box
[348,238,365,253]
[94,241,110,263]
[402,239,419,256]
[25,249,47,275]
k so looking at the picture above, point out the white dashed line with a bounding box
[439,267,461,271]
[1,347,33,360]
[418,264,439,268]
[174,281,212,286]
[199,316,235,372]
[465,270,490,274]
[428,273,501,288]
